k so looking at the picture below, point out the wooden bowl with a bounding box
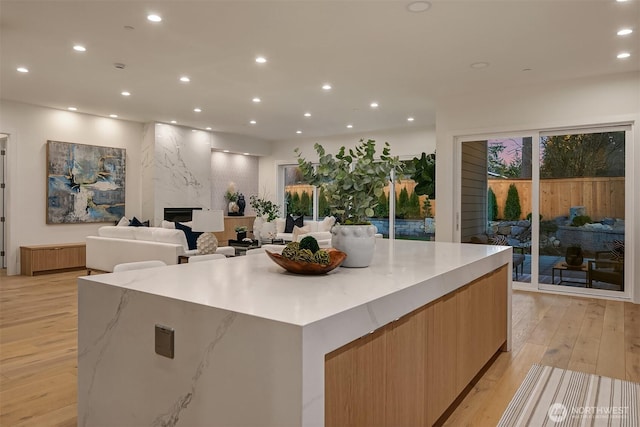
[265,249,347,275]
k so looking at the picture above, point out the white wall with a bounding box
[211,152,259,214]
[0,101,144,275]
[259,125,436,208]
[435,71,640,302]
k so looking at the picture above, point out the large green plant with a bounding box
[410,152,436,198]
[295,139,408,224]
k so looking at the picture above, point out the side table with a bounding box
[551,262,590,287]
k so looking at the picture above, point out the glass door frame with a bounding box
[455,130,537,290]
[455,124,634,300]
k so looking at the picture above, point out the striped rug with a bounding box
[498,364,639,426]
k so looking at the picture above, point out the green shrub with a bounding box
[540,220,558,233]
[423,196,433,218]
[503,184,522,221]
[407,191,421,219]
[396,187,409,218]
[300,191,311,216]
[488,188,498,221]
[571,215,592,227]
[318,187,330,217]
[374,192,389,218]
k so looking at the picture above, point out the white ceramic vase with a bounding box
[331,224,377,268]
[260,220,277,241]
[253,216,264,243]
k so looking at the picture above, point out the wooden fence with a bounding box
[488,177,624,221]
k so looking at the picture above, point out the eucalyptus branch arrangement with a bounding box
[249,195,280,222]
[295,139,410,224]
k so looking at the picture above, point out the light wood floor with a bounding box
[0,269,638,427]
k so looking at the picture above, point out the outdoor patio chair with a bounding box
[588,251,624,291]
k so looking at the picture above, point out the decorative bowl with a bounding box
[265,249,347,275]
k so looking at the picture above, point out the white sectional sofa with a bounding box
[86,226,233,273]
[274,216,335,247]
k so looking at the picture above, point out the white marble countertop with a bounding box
[81,239,511,327]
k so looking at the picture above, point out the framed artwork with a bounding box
[46,140,126,224]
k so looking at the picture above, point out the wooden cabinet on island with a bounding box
[20,243,86,276]
[78,240,512,426]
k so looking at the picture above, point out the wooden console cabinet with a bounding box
[325,265,508,426]
[214,216,255,246]
[20,243,86,276]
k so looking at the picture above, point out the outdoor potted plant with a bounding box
[296,139,409,267]
[249,194,280,242]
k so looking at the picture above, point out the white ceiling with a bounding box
[1,1,638,142]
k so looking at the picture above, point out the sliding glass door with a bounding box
[459,125,630,297]
[537,128,627,295]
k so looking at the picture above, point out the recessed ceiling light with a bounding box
[296,130,302,134]
[617,28,633,36]
[147,14,162,22]
[304,112,311,117]
[370,102,379,108]
[206,127,212,130]
[170,120,177,124]
[407,117,415,122]
[16,67,29,73]
[73,45,86,52]
[193,108,202,113]
[322,84,332,90]
[617,52,631,59]
[346,124,353,129]
[407,1,431,12]
[255,56,267,63]
[68,107,78,111]
[121,91,131,96]
[470,62,490,69]
[522,68,533,72]
[109,114,118,118]
[616,0,629,2]
[243,152,250,156]
[223,150,230,153]
[191,129,197,132]
[179,76,190,82]
[249,120,257,124]
[252,97,261,103]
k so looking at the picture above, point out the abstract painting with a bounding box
[46,140,125,224]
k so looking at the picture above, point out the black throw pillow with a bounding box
[129,216,144,227]
[175,222,202,250]
[284,214,295,233]
[294,215,304,228]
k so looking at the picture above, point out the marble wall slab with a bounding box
[153,125,212,225]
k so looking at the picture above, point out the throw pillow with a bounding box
[161,220,175,229]
[129,216,145,227]
[318,216,336,232]
[284,214,295,233]
[490,235,509,246]
[116,216,130,226]
[610,239,624,262]
[294,215,304,228]
[292,225,311,242]
[175,222,202,251]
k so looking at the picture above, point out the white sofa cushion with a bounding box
[98,226,136,240]
[275,218,286,234]
[133,227,155,241]
[152,228,189,250]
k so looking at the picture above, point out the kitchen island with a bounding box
[78,239,512,427]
